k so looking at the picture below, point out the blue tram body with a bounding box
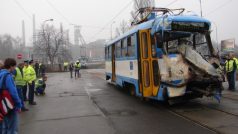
[105,9,223,102]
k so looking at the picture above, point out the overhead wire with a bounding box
[90,0,134,40]
[12,0,32,19]
[45,0,71,23]
[206,0,233,16]
[165,0,179,7]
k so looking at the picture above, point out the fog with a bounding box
[0,0,237,45]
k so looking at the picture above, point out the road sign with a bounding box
[17,54,23,59]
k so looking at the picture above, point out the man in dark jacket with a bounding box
[0,60,3,70]
[69,63,74,78]
[34,61,40,77]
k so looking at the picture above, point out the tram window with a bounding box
[143,61,150,87]
[116,41,121,58]
[107,47,110,59]
[105,47,107,60]
[128,34,136,57]
[122,39,127,57]
[151,36,157,58]
[152,60,159,86]
[108,46,111,59]
[142,32,148,58]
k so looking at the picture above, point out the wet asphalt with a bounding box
[19,70,227,134]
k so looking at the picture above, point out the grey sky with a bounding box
[0,0,237,45]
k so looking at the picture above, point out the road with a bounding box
[19,69,238,134]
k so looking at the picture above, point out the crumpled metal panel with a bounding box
[158,54,190,82]
[178,45,221,77]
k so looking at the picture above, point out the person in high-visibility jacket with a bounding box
[225,53,238,91]
[26,60,37,105]
[13,63,29,111]
[64,62,69,71]
[74,61,81,78]
[22,60,29,101]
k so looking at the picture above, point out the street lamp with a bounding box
[111,21,115,40]
[43,19,54,27]
[42,18,54,32]
[42,19,53,63]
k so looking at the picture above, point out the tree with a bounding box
[115,20,130,37]
[0,34,24,60]
[34,24,72,66]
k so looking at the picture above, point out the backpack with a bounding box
[0,73,14,115]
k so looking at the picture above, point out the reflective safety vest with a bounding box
[25,65,36,84]
[23,66,29,82]
[75,63,81,69]
[225,58,238,72]
[35,78,44,88]
[14,67,26,86]
[64,62,69,67]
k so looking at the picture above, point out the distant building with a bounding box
[221,38,235,52]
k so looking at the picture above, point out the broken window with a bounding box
[155,31,212,58]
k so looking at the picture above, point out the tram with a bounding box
[105,8,223,102]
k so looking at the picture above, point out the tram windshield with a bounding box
[156,31,215,59]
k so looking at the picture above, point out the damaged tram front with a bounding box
[105,8,224,103]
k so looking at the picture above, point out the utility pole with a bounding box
[22,20,25,48]
[199,0,203,17]
[74,25,80,46]
[33,14,36,46]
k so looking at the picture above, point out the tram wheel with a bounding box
[162,87,169,105]
[129,85,136,96]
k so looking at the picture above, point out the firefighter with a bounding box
[225,53,238,91]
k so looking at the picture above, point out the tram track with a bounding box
[222,95,238,101]
[167,107,220,134]
[163,99,238,134]
[89,71,237,133]
[196,99,238,117]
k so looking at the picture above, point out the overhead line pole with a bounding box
[199,0,203,17]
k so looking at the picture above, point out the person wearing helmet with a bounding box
[74,61,81,78]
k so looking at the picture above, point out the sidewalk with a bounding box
[19,72,114,134]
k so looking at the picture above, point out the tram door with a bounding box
[139,30,159,97]
[112,44,116,82]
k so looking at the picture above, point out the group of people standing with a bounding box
[0,58,44,134]
[64,61,81,78]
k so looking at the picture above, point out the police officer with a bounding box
[225,53,238,91]
[27,60,37,105]
[22,60,29,101]
[13,63,29,111]
[74,61,81,78]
